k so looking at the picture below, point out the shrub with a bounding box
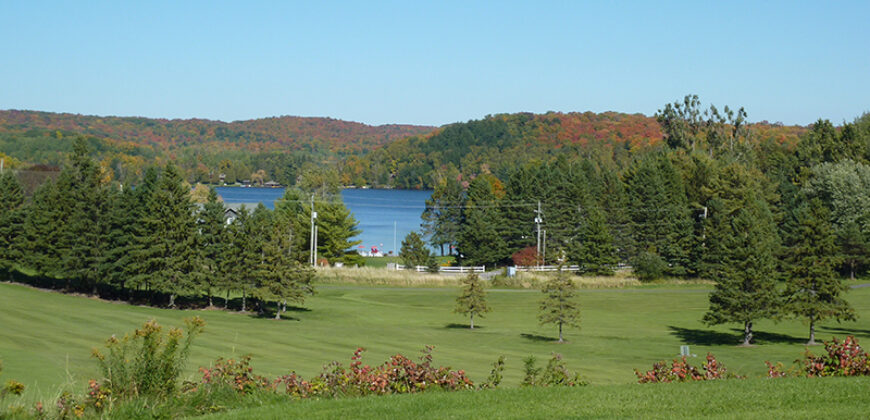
[0,361,25,400]
[91,317,205,399]
[632,251,667,282]
[197,355,273,395]
[512,246,540,266]
[478,355,505,389]
[800,336,870,377]
[522,354,586,387]
[635,353,738,383]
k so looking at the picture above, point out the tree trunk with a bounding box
[169,293,176,308]
[470,313,474,329]
[850,262,856,281]
[275,305,281,320]
[808,316,817,345]
[742,320,753,346]
[440,244,444,257]
[241,289,247,312]
[281,300,287,313]
[225,290,230,309]
[208,288,213,308]
[558,322,564,343]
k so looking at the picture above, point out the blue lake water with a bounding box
[215,187,432,255]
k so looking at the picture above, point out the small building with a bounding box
[263,180,282,188]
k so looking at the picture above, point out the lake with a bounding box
[215,187,433,255]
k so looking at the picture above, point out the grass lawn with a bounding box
[1,279,869,406]
[202,377,870,419]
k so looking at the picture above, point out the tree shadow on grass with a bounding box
[520,333,559,343]
[668,326,739,346]
[668,326,805,346]
[817,326,870,339]
[444,323,484,330]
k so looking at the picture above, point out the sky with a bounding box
[1,1,868,127]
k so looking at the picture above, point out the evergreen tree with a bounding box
[783,199,855,344]
[838,221,869,280]
[400,231,433,268]
[116,167,160,292]
[454,273,489,329]
[254,203,315,319]
[458,175,508,267]
[539,268,581,343]
[222,206,260,312]
[568,206,618,275]
[199,187,226,307]
[702,163,781,345]
[421,168,464,255]
[500,163,540,256]
[62,137,113,295]
[132,163,201,307]
[623,153,694,276]
[314,200,362,263]
[0,172,25,278]
[23,174,72,279]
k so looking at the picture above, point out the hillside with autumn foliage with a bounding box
[0,108,808,189]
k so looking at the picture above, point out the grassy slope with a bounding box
[1,280,869,404]
[204,377,870,420]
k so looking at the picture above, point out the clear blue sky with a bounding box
[1,1,867,127]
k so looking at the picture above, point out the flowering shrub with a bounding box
[276,346,473,398]
[198,355,272,395]
[800,336,870,377]
[84,379,111,412]
[635,353,738,383]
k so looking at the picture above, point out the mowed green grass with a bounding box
[2,280,870,405]
[204,377,870,420]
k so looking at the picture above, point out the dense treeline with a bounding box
[420,96,870,344]
[1,109,806,191]
[0,138,364,313]
[0,110,434,189]
[348,111,806,189]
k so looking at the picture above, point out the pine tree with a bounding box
[400,231,432,268]
[702,163,781,345]
[62,137,113,295]
[421,168,464,255]
[23,175,72,279]
[132,163,201,307]
[783,199,855,345]
[199,187,226,307]
[117,167,160,293]
[454,273,490,329]
[623,153,694,276]
[539,268,581,343]
[0,172,25,279]
[569,206,618,275]
[458,175,507,267]
[254,204,314,319]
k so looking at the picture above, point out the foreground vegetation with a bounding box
[203,377,870,420]
[2,279,869,403]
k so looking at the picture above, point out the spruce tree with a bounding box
[62,137,113,295]
[783,199,855,345]
[132,163,201,307]
[702,163,781,345]
[568,206,618,275]
[454,273,489,329]
[458,175,507,267]
[0,172,25,279]
[539,268,580,343]
[222,206,260,311]
[23,175,72,279]
[255,204,314,319]
[421,168,464,255]
[400,231,432,268]
[199,187,226,307]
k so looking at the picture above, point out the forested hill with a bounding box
[0,110,434,154]
[0,108,807,189]
[344,111,807,189]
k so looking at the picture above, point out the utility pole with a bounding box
[534,200,543,268]
[542,229,547,265]
[309,194,316,266]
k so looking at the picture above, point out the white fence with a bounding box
[515,265,580,272]
[395,264,485,274]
